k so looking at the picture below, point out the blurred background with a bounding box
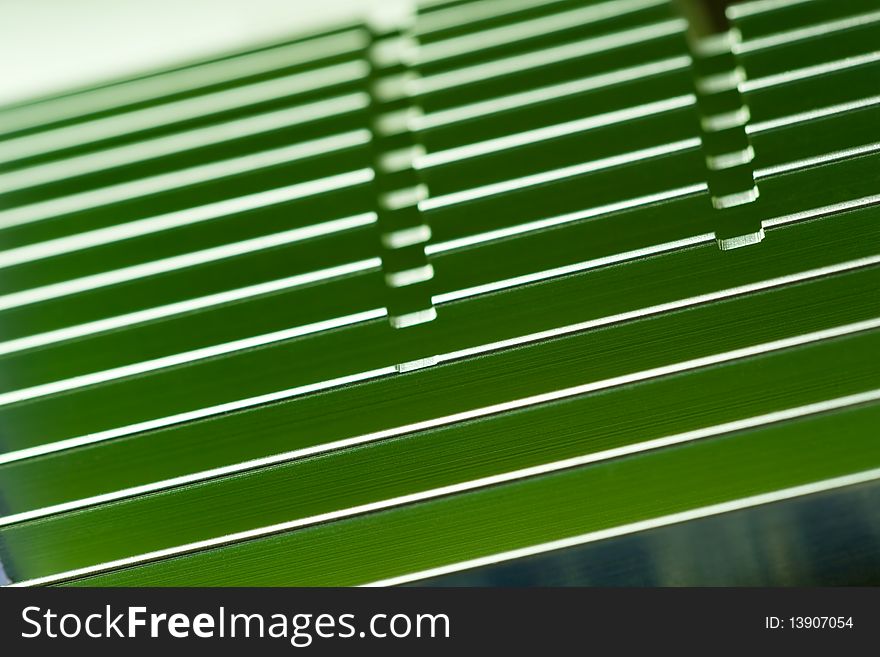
[0,0,366,106]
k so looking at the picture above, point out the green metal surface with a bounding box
[71,401,880,585]
[1,199,877,456]
[1,0,878,587]
[0,220,877,513]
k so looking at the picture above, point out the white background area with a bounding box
[0,0,369,107]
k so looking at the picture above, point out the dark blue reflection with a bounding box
[412,480,880,586]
